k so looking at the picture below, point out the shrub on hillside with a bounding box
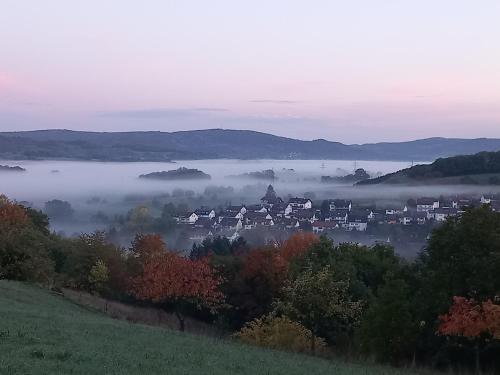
[235,314,326,354]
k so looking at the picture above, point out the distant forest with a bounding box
[359,150,500,185]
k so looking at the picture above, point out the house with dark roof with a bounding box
[226,205,247,215]
[246,204,267,213]
[312,221,338,233]
[275,217,300,230]
[269,203,292,218]
[288,197,312,210]
[329,199,352,212]
[347,213,368,231]
[429,207,458,222]
[193,217,216,229]
[219,217,243,231]
[218,210,244,222]
[175,212,198,224]
[329,209,349,224]
[194,208,216,219]
[412,211,427,225]
[244,211,274,228]
[416,198,440,212]
[245,211,273,221]
[292,209,317,223]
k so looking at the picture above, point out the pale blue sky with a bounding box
[1,0,499,142]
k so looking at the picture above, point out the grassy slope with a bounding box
[0,281,427,375]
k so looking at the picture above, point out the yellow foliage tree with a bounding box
[235,314,326,354]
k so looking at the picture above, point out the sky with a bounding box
[1,0,500,144]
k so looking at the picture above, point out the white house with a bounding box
[194,208,216,219]
[177,212,198,224]
[348,220,368,231]
[329,199,352,212]
[330,209,349,224]
[288,198,312,210]
[481,195,497,204]
[399,215,412,225]
[312,221,338,233]
[347,214,368,231]
[431,208,458,222]
[227,205,247,215]
[416,198,440,212]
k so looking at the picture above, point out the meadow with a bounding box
[0,280,430,375]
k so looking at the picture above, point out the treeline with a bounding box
[1,194,500,372]
[359,150,500,184]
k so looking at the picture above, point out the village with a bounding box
[173,185,500,244]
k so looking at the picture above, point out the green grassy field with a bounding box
[0,280,429,375]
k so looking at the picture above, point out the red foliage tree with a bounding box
[236,247,288,320]
[280,232,318,261]
[438,296,500,372]
[242,247,288,290]
[130,248,224,331]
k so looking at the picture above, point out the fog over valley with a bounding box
[2,158,499,257]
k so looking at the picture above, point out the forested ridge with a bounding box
[359,150,500,185]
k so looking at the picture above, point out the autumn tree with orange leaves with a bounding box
[280,232,319,261]
[130,242,224,331]
[128,233,166,277]
[438,296,500,373]
[0,195,28,231]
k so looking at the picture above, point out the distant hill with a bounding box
[139,167,211,180]
[358,150,500,185]
[1,129,500,161]
[0,164,25,172]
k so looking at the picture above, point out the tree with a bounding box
[190,236,248,260]
[420,206,500,305]
[44,200,74,220]
[24,207,50,236]
[274,266,362,353]
[414,205,500,364]
[0,195,28,230]
[130,250,224,331]
[437,297,500,373]
[0,196,55,283]
[280,232,318,261]
[289,237,402,301]
[62,232,127,295]
[129,234,166,264]
[238,247,288,321]
[262,184,278,203]
[88,259,109,294]
[320,200,330,218]
[358,277,420,364]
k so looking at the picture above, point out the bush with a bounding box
[235,314,326,354]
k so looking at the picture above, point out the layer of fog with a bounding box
[1,159,499,243]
